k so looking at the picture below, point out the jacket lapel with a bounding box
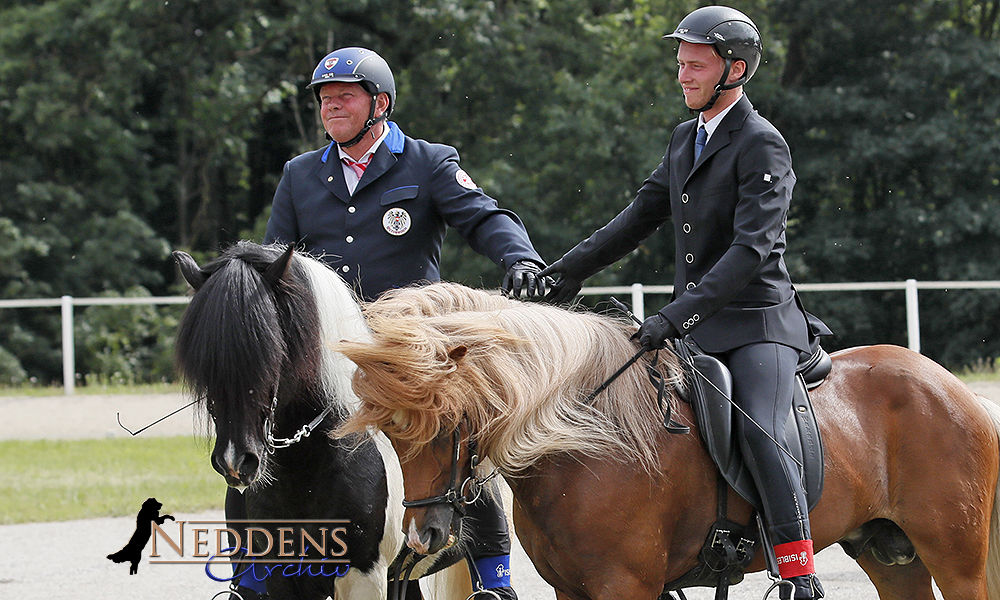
[354,142,397,196]
[673,120,697,179]
[683,95,752,187]
[316,144,351,205]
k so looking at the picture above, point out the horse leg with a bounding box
[907,534,990,600]
[856,552,935,600]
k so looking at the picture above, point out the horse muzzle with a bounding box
[403,504,462,556]
[212,438,262,489]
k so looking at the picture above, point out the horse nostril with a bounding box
[211,451,228,478]
[212,442,260,487]
[236,453,260,481]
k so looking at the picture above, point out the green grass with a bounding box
[956,359,1000,384]
[0,381,183,397]
[0,436,224,524]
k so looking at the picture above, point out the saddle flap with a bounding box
[685,352,825,513]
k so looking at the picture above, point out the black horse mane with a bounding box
[175,242,325,435]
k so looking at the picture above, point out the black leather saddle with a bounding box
[676,339,831,512]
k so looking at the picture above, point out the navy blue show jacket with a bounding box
[264,122,543,301]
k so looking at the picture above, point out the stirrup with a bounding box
[466,588,504,600]
[762,578,795,600]
[211,585,245,600]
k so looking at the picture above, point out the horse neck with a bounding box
[296,255,369,413]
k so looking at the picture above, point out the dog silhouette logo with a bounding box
[107,498,174,574]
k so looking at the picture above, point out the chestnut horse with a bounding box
[336,282,1000,600]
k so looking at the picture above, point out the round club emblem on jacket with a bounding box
[456,169,478,190]
[383,207,411,236]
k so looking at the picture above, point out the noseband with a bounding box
[400,423,498,515]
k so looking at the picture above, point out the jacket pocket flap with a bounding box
[380,186,419,206]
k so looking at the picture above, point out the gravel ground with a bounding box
[4,382,999,599]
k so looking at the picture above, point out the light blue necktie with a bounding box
[694,125,707,161]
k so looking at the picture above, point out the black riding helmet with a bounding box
[663,6,762,112]
[307,47,396,147]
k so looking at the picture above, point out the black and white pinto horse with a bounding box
[173,242,466,600]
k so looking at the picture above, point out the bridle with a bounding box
[400,420,499,515]
[262,383,335,453]
[391,419,503,600]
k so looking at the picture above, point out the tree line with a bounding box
[2,0,1000,384]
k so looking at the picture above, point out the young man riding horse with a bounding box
[540,7,831,599]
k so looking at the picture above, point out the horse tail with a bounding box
[978,395,1000,600]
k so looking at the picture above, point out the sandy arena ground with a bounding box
[5,382,998,599]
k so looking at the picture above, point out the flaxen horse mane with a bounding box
[338,282,683,474]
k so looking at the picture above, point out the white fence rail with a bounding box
[2,279,1000,395]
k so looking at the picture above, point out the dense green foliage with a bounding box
[2,0,1000,381]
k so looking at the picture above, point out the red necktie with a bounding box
[342,156,370,179]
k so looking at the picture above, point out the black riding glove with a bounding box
[538,259,583,304]
[632,313,681,351]
[501,260,549,299]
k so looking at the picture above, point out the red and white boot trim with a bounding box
[774,539,815,579]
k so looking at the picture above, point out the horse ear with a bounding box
[173,251,208,291]
[448,345,468,362]
[264,243,295,286]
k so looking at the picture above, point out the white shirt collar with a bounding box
[338,123,390,195]
[337,121,390,164]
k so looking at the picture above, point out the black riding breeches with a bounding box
[724,342,811,545]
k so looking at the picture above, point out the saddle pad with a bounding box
[686,353,824,512]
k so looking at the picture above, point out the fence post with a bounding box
[61,295,75,395]
[631,283,645,322]
[905,279,920,354]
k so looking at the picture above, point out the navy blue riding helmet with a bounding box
[307,47,396,147]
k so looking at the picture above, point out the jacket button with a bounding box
[341,265,350,273]
[683,223,691,234]
[348,206,356,213]
[685,253,694,264]
[681,193,689,203]
[686,282,697,290]
[346,236,354,243]
[328,176,334,182]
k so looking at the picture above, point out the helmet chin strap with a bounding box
[694,58,732,113]
[332,94,386,148]
[693,58,748,113]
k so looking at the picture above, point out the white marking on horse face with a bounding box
[223,439,238,471]
[406,516,431,555]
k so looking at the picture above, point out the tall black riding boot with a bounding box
[463,480,517,600]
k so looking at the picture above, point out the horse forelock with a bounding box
[338,282,681,474]
[175,243,330,430]
[176,252,286,432]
